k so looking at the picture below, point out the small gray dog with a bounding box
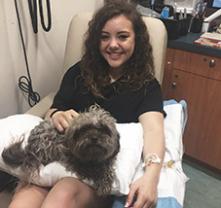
[2,106,120,195]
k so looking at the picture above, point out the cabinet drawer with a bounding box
[173,49,189,71]
[173,49,221,81]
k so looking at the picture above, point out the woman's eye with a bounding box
[118,35,129,41]
[100,34,109,41]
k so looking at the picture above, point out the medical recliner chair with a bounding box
[0,12,167,208]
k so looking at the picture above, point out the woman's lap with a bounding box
[9,177,128,208]
[10,177,112,208]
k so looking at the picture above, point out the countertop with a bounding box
[168,33,221,58]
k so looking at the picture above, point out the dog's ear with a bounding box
[109,132,120,160]
[2,136,25,167]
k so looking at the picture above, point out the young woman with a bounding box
[9,1,165,208]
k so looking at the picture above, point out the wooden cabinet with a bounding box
[162,48,221,171]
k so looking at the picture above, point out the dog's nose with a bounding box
[91,137,98,142]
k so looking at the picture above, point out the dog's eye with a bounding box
[98,124,112,137]
[73,123,112,140]
[72,125,96,140]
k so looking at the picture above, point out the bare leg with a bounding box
[8,183,49,208]
[41,177,112,208]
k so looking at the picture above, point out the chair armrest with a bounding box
[25,92,55,118]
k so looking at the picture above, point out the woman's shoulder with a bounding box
[61,61,84,85]
[65,61,81,76]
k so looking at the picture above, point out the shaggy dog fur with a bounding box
[2,106,120,195]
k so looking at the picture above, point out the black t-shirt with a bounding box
[51,62,164,123]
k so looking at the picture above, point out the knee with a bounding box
[59,179,82,199]
[45,179,86,207]
[51,185,79,203]
[40,189,76,208]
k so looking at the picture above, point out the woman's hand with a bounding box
[50,109,79,132]
[125,170,158,208]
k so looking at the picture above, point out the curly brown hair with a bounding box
[81,0,154,98]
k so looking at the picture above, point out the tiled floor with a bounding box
[183,162,221,208]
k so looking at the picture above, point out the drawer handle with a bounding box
[171,82,177,89]
[209,59,216,68]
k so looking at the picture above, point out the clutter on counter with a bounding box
[136,0,221,40]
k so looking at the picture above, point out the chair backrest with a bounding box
[63,12,167,84]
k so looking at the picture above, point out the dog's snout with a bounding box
[91,137,99,142]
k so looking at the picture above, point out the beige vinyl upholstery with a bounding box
[27,13,167,117]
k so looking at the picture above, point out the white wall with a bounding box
[0,0,103,118]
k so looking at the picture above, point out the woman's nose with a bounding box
[109,38,119,48]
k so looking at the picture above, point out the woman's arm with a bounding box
[44,63,82,132]
[125,111,165,208]
[140,111,165,177]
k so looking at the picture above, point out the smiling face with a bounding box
[99,15,135,79]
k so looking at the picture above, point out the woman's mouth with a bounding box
[107,52,122,60]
